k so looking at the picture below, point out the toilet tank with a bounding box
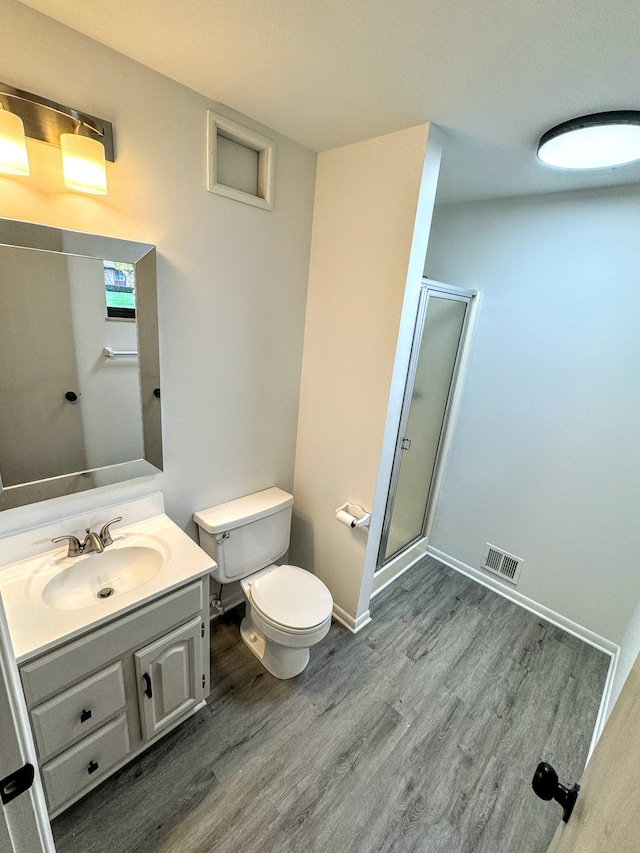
[193,487,294,583]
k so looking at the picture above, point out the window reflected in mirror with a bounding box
[104,260,136,319]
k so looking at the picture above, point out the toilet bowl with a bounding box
[240,565,332,678]
[193,488,333,679]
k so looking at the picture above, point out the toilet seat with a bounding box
[247,564,333,631]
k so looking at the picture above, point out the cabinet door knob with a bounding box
[80,709,92,723]
[87,760,99,775]
[532,762,580,823]
[64,391,79,403]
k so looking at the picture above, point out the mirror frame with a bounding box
[0,218,162,511]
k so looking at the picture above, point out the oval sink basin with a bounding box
[40,546,164,610]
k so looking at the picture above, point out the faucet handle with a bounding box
[99,517,123,547]
[52,535,82,558]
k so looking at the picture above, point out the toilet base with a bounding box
[240,616,310,679]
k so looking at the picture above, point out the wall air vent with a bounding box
[481,544,523,585]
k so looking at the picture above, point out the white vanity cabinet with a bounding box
[18,577,210,818]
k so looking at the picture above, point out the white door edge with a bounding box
[0,591,55,852]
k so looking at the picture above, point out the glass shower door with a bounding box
[379,284,472,566]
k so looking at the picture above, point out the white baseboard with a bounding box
[332,602,372,634]
[589,648,619,758]
[371,539,428,599]
[427,546,619,657]
[209,591,244,622]
[223,591,245,611]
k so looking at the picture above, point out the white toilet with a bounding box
[193,487,333,679]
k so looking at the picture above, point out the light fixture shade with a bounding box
[538,111,640,170]
[0,109,30,176]
[60,132,107,194]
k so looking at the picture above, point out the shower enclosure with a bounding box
[377,279,477,569]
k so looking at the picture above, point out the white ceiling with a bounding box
[19,0,640,202]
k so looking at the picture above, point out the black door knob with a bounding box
[64,391,78,402]
[532,761,580,823]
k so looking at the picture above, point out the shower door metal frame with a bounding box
[376,279,477,570]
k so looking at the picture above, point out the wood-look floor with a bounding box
[52,557,610,853]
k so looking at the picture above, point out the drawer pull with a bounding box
[80,709,92,723]
[87,760,99,775]
[142,673,153,699]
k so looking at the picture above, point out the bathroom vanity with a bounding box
[20,577,209,816]
[0,494,214,818]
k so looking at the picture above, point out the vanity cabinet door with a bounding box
[134,616,204,740]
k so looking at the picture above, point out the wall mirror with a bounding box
[0,218,162,511]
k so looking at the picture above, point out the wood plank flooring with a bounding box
[52,557,610,853]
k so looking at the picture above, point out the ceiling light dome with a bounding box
[537,111,640,170]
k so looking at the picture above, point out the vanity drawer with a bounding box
[31,661,126,763]
[21,580,204,706]
[42,713,130,814]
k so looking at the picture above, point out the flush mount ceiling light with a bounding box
[0,82,114,193]
[538,111,640,170]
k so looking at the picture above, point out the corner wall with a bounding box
[291,124,439,625]
[425,184,640,644]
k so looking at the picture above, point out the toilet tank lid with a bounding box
[193,487,293,534]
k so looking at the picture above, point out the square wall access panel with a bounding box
[207,111,275,211]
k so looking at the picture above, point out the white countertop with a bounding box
[0,513,215,663]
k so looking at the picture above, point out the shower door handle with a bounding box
[401,438,412,450]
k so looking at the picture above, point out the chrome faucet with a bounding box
[52,516,123,558]
[82,528,104,554]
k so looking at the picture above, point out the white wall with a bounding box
[425,183,640,644]
[0,0,316,540]
[291,124,439,626]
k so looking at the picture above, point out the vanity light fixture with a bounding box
[60,129,108,195]
[0,104,30,176]
[0,82,114,193]
[538,111,640,169]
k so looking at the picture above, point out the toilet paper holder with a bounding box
[335,503,371,529]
